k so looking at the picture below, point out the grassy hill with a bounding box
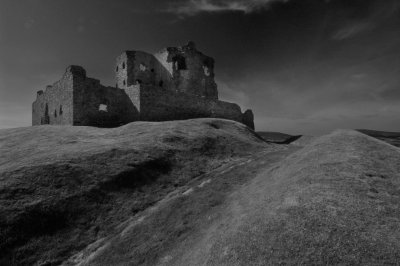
[0,118,278,265]
[169,129,400,265]
[1,120,400,265]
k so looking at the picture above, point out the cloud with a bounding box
[332,0,400,40]
[168,0,287,16]
[332,21,373,40]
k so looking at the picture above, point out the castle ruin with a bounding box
[32,42,255,129]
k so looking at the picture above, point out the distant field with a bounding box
[357,129,400,147]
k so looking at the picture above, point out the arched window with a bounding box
[54,109,57,117]
[122,62,125,69]
[116,66,119,72]
[59,105,63,115]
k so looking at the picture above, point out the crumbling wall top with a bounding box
[66,65,86,78]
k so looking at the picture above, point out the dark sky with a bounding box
[1,0,399,134]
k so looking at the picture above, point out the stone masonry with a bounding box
[32,42,255,129]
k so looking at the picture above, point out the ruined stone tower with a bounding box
[32,42,255,129]
[116,41,217,99]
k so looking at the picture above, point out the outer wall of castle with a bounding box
[32,69,74,126]
[138,85,243,122]
[72,69,138,127]
[32,43,255,129]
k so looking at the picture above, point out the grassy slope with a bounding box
[167,129,400,265]
[74,138,299,266]
[68,130,400,265]
[0,118,275,265]
[2,122,400,265]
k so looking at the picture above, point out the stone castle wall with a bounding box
[33,66,139,128]
[117,42,218,99]
[71,66,138,127]
[33,42,255,129]
[115,52,129,89]
[123,84,141,112]
[115,51,173,92]
[154,41,218,99]
[139,85,243,123]
[32,68,74,126]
